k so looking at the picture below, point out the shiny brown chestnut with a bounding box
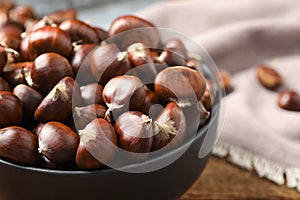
[2,61,33,88]
[0,126,39,166]
[163,38,187,58]
[138,89,163,119]
[34,76,81,123]
[94,26,108,41]
[256,65,283,90]
[38,121,80,166]
[154,66,206,108]
[152,102,186,151]
[20,26,73,60]
[115,111,153,160]
[59,19,99,44]
[90,43,131,84]
[9,5,36,25]
[80,83,104,106]
[72,104,106,131]
[76,118,117,170]
[127,42,154,67]
[13,84,43,119]
[155,38,187,66]
[200,79,216,111]
[102,75,147,122]
[25,16,55,33]
[71,43,97,85]
[47,9,77,24]
[278,90,300,111]
[186,57,203,71]
[108,15,161,50]
[0,77,10,91]
[156,50,186,66]
[198,101,210,128]
[219,69,233,94]
[0,91,23,128]
[31,123,44,137]
[0,44,20,74]
[0,23,23,50]
[71,43,96,75]
[26,52,73,95]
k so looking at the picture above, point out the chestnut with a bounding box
[125,62,161,91]
[9,5,36,25]
[0,1,15,12]
[90,43,131,84]
[256,65,283,90]
[0,91,23,128]
[127,43,154,67]
[0,23,22,50]
[114,111,153,160]
[0,10,9,27]
[278,90,300,111]
[2,61,33,88]
[138,89,163,119]
[157,38,188,66]
[154,66,206,107]
[80,83,105,106]
[71,43,97,85]
[93,26,108,41]
[108,15,161,50]
[13,84,43,119]
[34,76,81,123]
[102,75,147,122]
[38,155,61,170]
[25,16,55,33]
[20,26,73,60]
[200,79,216,111]
[32,123,44,137]
[163,38,187,58]
[47,9,77,24]
[152,102,186,151]
[26,52,74,95]
[72,104,106,131]
[0,44,20,74]
[0,77,10,91]
[38,121,80,166]
[219,69,233,94]
[186,57,203,71]
[76,118,117,170]
[0,126,39,166]
[59,19,99,44]
[198,101,210,128]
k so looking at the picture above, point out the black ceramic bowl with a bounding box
[0,29,223,200]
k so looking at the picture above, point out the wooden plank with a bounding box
[181,156,299,199]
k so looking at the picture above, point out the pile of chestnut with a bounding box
[0,1,214,170]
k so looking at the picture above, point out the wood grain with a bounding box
[180,156,300,199]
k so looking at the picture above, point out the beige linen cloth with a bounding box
[138,0,300,191]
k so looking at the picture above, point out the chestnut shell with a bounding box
[108,15,161,50]
[0,91,23,128]
[115,111,153,158]
[76,118,117,170]
[0,126,39,166]
[38,121,80,166]
[21,26,73,61]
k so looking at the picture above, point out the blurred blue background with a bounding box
[12,0,161,29]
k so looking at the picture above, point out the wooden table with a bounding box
[181,156,299,199]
